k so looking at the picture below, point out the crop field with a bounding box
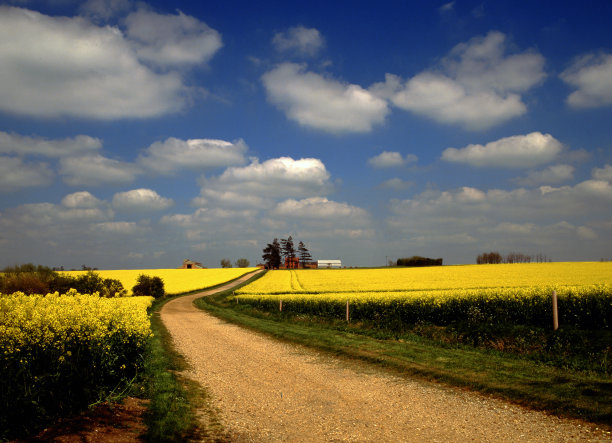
[234,263,612,329]
[63,267,258,295]
[0,291,153,438]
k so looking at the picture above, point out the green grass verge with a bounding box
[143,294,228,442]
[195,282,612,427]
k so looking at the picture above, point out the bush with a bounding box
[132,274,165,298]
[0,266,126,297]
[396,256,443,267]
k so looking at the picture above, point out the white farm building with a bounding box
[317,259,342,269]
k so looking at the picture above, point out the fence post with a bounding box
[552,290,559,331]
[346,300,349,323]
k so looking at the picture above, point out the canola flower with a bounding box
[63,267,258,295]
[235,263,612,329]
[0,290,154,437]
[237,262,612,294]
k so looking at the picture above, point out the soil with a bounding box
[16,397,148,442]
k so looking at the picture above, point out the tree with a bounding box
[262,238,282,269]
[220,258,232,268]
[298,241,312,267]
[235,258,250,268]
[132,274,164,298]
[281,236,296,261]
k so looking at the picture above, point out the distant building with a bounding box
[317,259,342,269]
[179,259,206,269]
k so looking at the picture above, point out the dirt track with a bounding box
[161,272,610,442]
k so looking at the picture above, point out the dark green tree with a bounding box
[262,238,282,269]
[298,241,312,266]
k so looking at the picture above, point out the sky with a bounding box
[1,0,612,269]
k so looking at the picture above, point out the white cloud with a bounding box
[593,164,612,182]
[379,178,413,190]
[138,137,247,174]
[262,63,389,133]
[0,131,102,157]
[62,191,103,209]
[0,6,189,119]
[272,197,368,220]
[272,26,324,56]
[441,132,563,167]
[368,151,417,168]
[0,156,54,191]
[201,157,332,202]
[371,31,545,130]
[124,8,222,67]
[60,155,140,186]
[561,53,612,108]
[439,2,455,13]
[386,179,612,261]
[513,164,574,186]
[112,188,174,211]
[79,0,132,21]
[94,221,149,234]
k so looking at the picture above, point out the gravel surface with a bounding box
[161,274,611,442]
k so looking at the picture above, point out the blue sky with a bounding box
[1,0,611,269]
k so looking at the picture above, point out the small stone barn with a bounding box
[179,259,206,269]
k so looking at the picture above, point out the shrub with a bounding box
[133,274,165,298]
[396,256,443,267]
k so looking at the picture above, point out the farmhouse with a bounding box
[179,259,206,269]
[317,259,342,269]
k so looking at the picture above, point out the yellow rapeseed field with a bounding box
[64,267,258,295]
[236,262,612,294]
[234,263,612,329]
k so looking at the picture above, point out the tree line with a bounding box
[476,251,551,264]
[262,236,312,269]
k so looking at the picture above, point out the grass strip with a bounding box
[196,285,612,427]
[143,294,228,442]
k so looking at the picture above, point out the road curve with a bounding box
[161,272,609,442]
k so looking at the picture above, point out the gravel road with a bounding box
[161,273,610,442]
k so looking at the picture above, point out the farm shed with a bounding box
[317,259,342,269]
[179,259,206,269]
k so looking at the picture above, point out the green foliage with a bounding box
[0,265,127,297]
[235,258,250,268]
[396,256,443,267]
[133,274,165,299]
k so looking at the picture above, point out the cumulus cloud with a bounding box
[0,156,54,191]
[112,188,174,211]
[561,53,612,108]
[513,164,574,186]
[79,0,132,21]
[200,157,332,203]
[441,132,563,168]
[593,164,612,182]
[368,151,417,168]
[62,191,103,209]
[379,178,413,190]
[0,6,196,119]
[0,131,102,157]
[60,155,140,186]
[124,8,222,66]
[272,197,368,219]
[386,179,612,260]
[262,63,389,133]
[371,31,545,130]
[272,26,324,56]
[94,221,149,234]
[138,138,248,174]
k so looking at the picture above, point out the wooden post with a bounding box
[280,299,283,312]
[236,296,238,304]
[552,290,559,331]
[346,300,349,322]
